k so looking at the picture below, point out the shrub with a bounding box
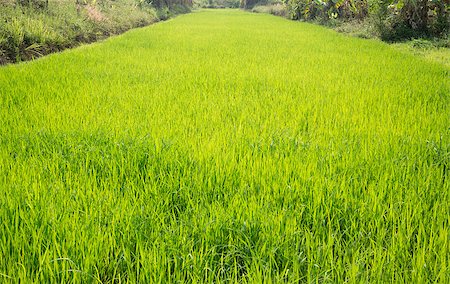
[252,3,288,17]
[275,0,449,41]
[372,0,449,41]
[193,0,239,8]
[17,0,48,10]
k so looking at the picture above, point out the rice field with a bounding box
[0,9,449,283]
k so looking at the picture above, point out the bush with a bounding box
[17,0,48,10]
[284,0,368,21]
[171,3,191,13]
[372,0,449,41]
[252,3,288,17]
[334,18,376,38]
[156,6,171,20]
[193,0,239,8]
[255,0,449,42]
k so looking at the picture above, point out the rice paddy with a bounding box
[0,9,449,282]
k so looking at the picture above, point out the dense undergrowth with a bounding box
[0,0,190,65]
[241,0,449,42]
[1,10,449,282]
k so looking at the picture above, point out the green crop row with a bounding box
[0,9,449,282]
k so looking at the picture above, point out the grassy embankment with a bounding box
[0,9,449,282]
[0,0,189,65]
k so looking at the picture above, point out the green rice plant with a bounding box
[0,9,449,283]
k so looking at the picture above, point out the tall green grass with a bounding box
[0,9,449,282]
[0,0,160,64]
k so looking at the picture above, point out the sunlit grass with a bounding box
[0,9,449,282]
[391,40,450,68]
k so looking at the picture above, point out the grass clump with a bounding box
[390,37,450,68]
[0,9,449,282]
[252,3,287,17]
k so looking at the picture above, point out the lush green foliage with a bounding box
[285,0,368,21]
[193,0,240,9]
[374,0,449,40]
[246,0,449,40]
[1,9,449,282]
